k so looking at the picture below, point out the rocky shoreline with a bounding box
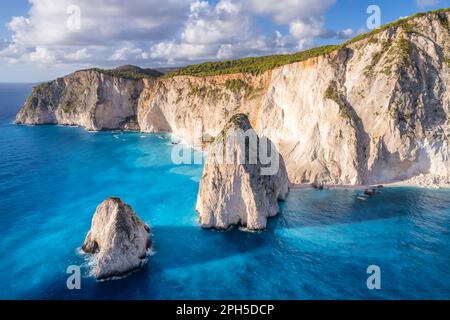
[290,178,450,190]
[16,11,450,188]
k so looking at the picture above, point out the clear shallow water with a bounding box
[1,85,450,300]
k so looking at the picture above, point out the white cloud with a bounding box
[150,0,263,63]
[246,0,347,50]
[150,41,214,63]
[0,0,355,71]
[28,47,56,64]
[246,0,336,24]
[336,28,354,40]
[182,0,250,45]
[217,44,234,60]
[0,0,194,65]
[109,46,146,61]
[9,0,192,46]
[64,48,91,61]
[289,18,327,49]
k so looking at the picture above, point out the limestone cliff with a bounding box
[16,67,147,131]
[16,10,450,187]
[82,197,151,280]
[196,114,289,230]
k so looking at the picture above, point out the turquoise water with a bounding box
[1,84,450,300]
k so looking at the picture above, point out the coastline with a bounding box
[2,112,450,299]
[384,179,450,190]
[15,121,450,191]
[290,177,450,191]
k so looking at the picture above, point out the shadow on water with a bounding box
[275,186,450,229]
[23,186,450,300]
[33,225,275,300]
[150,225,274,271]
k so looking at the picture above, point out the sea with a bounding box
[0,83,449,300]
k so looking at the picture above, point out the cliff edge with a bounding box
[16,9,450,187]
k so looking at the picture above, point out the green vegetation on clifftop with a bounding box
[33,82,51,93]
[165,45,339,77]
[343,7,448,46]
[165,8,449,78]
[89,65,164,80]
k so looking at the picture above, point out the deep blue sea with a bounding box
[0,84,450,300]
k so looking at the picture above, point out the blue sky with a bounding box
[0,0,28,39]
[0,0,448,82]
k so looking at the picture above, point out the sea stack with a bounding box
[82,197,151,280]
[196,114,289,231]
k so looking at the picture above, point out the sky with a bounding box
[0,0,448,82]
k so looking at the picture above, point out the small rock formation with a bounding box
[364,185,383,196]
[196,114,289,231]
[82,197,151,280]
[364,188,378,196]
[312,182,325,190]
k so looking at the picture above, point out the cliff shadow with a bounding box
[275,186,443,230]
[148,225,273,270]
[31,224,276,300]
[367,138,432,184]
[410,41,448,129]
[339,48,371,185]
[25,187,450,300]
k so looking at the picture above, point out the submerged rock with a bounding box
[82,197,151,280]
[364,188,378,196]
[196,114,289,231]
[364,185,383,196]
[312,182,325,190]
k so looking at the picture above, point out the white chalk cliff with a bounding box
[82,197,151,280]
[16,11,450,187]
[196,114,289,230]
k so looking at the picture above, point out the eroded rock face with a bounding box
[196,114,289,231]
[82,198,151,280]
[17,12,450,187]
[16,69,144,131]
[135,11,450,187]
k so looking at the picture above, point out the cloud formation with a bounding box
[0,0,354,68]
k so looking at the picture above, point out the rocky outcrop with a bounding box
[196,114,289,230]
[16,67,148,131]
[16,11,450,187]
[82,197,151,280]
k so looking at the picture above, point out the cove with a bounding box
[0,105,450,299]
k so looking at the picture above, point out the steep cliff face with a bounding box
[16,69,144,131]
[256,12,450,185]
[16,11,450,186]
[137,73,269,142]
